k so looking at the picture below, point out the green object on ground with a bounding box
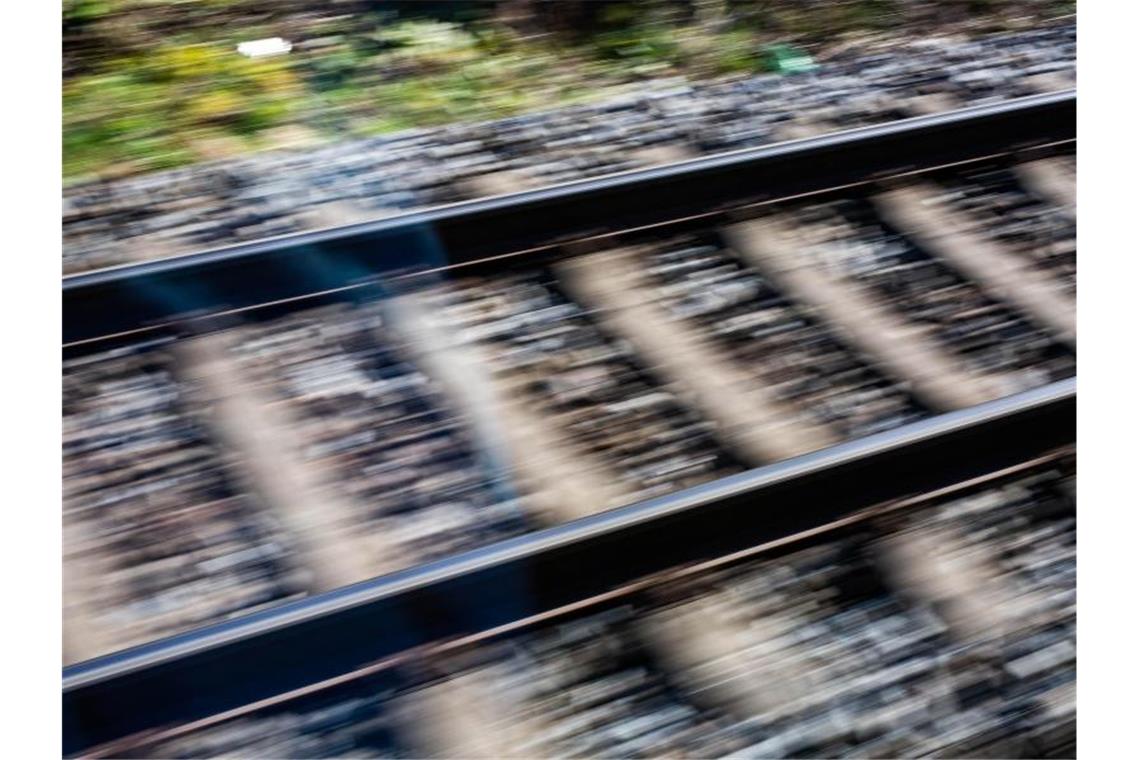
[763,44,818,74]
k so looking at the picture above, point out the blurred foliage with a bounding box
[62,0,1073,181]
[64,41,304,177]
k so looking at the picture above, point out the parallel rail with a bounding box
[83,448,1076,760]
[63,91,1077,754]
[63,91,1075,347]
[64,379,1075,754]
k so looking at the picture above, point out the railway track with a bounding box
[62,92,1076,756]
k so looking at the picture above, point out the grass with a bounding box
[62,2,1072,183]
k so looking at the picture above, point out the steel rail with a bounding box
[81,445,1073,759]
[63,91,1075,346]
[64,377,1075,754]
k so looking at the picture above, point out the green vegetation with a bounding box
[64,44,302,176]
[62,1,1071,182]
